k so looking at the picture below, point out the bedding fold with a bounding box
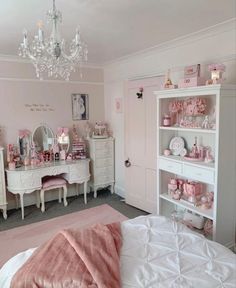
[10,222,122,288]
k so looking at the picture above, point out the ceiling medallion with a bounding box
[19,0,88,81]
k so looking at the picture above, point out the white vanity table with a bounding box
[6,159,90,219]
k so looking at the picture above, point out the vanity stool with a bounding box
[40,176,68,212]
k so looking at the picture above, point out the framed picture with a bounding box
[71,93,89,120]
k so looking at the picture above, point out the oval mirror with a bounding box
[18,129,31,158]
[57,127,70,152]
[32,124,55,152]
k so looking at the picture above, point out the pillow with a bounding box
[42,177,66,189]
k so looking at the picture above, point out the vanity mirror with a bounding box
[18,129,31,158]
[32,124,55,152]
[57,127,70,153]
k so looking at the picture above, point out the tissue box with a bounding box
[178,77,205,88]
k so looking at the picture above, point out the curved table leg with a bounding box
[94,187,98,198]
[63,185,68,207]
[3,209,7,220]
[19,194,24,220]
[2,206,7,220]
[40,190,45,213]
[110,183,114,194]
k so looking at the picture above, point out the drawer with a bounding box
[69,162,89,180]
[94,166,114,177]
[96,148,113,159]
[158,158,182,175]
[183,164,215,184]
[94,174,114,185]
[95,141,113,151]
[95,157,113,168]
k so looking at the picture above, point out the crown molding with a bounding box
[104,53,236,83]
[0,77,104,85]
[104,18,236,67]
[0,54,103,69]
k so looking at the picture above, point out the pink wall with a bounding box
[0,60,104,147]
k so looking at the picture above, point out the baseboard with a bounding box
[115,185,125,198]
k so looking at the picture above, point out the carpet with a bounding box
[0,204,128,268]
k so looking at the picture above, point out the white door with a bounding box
[125,77,163,213]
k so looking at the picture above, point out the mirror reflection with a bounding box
[18,129,31,157]
[32,124,55,152]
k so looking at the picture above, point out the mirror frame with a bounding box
[32,123,55,152]
[18,129,31,158]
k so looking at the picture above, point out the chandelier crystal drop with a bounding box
[18,0,88,81]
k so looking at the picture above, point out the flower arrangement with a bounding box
[169,100,183,114]
[183,97,206,116]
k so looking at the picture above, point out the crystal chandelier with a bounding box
[19,0,88,81]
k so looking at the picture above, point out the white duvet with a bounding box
[0,215,236,288]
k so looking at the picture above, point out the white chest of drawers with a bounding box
[88,138,115,198]
[0,147,7,219]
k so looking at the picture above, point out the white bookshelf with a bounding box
[155,84,236,248]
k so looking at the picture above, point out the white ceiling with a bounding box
[0,0,235,64]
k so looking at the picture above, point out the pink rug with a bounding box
[0,204,128,267]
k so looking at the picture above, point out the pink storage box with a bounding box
[178,77,205,88]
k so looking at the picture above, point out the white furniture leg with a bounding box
[1,206,7,220]
[63,185,68,207]
[3,208,7,220]
[40,189,45,213]
[58,188,62,203]
[84,181,87,204]
[110,183,114,194]
[94,187,98,198]
[19,194,24,220]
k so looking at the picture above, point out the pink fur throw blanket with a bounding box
[11,222,122,288]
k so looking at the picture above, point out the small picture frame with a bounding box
[71,93,89,120]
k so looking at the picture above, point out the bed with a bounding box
[0,215,235,287]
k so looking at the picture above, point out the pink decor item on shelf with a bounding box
[184,64,201,78]
[200,192,214,210]
[183,181,202,204]
[178,77,205,88]
[183,97,206,116]
[179,64,205,88]
[163,114,171,127]
[206,63,226,85]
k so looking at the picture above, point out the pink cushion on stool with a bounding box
[42,177,67,189]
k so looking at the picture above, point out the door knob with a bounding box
[125,158,131,167]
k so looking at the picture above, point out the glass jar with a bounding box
[163,114,171,127]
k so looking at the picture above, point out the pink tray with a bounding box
[184,156,202,162]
